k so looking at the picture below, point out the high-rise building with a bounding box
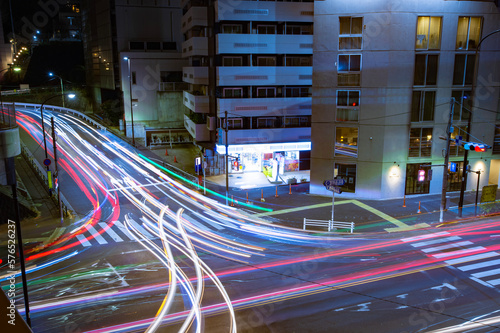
[181,0,314,176]
[311,0,500,199]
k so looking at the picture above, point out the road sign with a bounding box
[43,158,51,166]
[325,185,342,194]
[323,179,346,187]
[449,162,457,173]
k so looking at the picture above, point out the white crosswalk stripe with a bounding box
[404,232,500,289]
[75,220,158,247]
[98,222,123,242]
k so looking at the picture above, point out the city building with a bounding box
[80,0,188,142]
[311,0,500,199]
[180,0,314,177]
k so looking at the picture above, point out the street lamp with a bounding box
[48,72,65,108]
[123,56,135,146]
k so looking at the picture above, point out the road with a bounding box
[2,106,500,332]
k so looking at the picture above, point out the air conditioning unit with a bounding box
[207,116,216,130]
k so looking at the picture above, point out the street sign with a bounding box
[43,158,51,166]
[323,178,346,187]
[325,185,342,194]
[449,162,457,173]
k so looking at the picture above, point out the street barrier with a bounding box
[303,218,354,233]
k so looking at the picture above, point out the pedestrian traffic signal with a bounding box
[463,142,491,152]
[418,169,426,182]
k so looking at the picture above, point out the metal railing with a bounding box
[303,218,354,233]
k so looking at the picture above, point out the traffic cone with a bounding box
[261,189,265,202]
[174,156,177,163]
[246,192,249,204]
[165,148,168,156]
[417,201,421,214]
[289,184,292,195]
[403,194,406,207]
[275,186,279,197]
[231,195,234,207]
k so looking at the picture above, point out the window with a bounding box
[285,87,310,97]
[132,71,137,85]
[453,54,475,86]
[222,56,242,66]
[256,87,276,98]
[337,90,359,122]
[256,56,276,66]
[257,25,276,34]
[285,56,312,66]
[146,41,161,50]
[456,17,481,50]
[339,17,362,50]
[451,91,471,121]
[257,117,276,128]
[335,164,356,193]
[415,17,442,50]
[160,71,182,82]
[493,126,500,154]
[411,91,435,122]
[405,163,431,195]
[227,118,243,129]
[222,24,242,34]
[447,161,464,191]
[449,126,467,157]
[284,116,309,127]
[162,42,176,50]
[409,128,432,157]
[286,25,312,35]
[130,41,144,50]
[414,54,438,86]
[335,127,358,157]
[223,88,243,98]
[338,54,361,87]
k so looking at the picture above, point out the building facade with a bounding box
[180,0,314,176]
[311,0,500,199]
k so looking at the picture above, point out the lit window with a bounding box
[409,128,432,157]
[336,90,359,122]
[339,17,362,50]
[456,17,481,50]
[415,17,442,50]
[335,127,358,157]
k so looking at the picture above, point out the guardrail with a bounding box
[303,218,354,233]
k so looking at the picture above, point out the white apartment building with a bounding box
[311,0,500,199]
[181,0,314,176]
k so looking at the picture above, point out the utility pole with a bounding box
[440,98,455,223]
[51,117,63,224]
[225,111,229,206]
[331,162,335,222]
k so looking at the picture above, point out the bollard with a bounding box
[403,194,406,207]
[174,156,177,163]
[246,192,249,204]
[275,186,279,197]
[261,189,265,202]
[289,184,292,194]
[417,201,421,214]
[231,195,234,207]
[165,148,168,156]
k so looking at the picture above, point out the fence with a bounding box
[303,218,355,233]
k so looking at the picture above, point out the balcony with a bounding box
[183,66,209,85]
[217,66,312,86]
[184,91,209,113]
[217,97,311,118]
[217,34,313,55]
[181,6,208,34]
[222,127,311,145]
[215,0,313,22]
[182,37,208,57]
[184,114,210,142]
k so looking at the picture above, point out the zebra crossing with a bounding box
[75,220,156,247]
[402,232,500,289]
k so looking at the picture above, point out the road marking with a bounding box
[85,225,108,245]
[98,222,123,242]
[114,221,136,240]
[486,278,500,286]
[445,252,498,265]
[472,268,500,278]
[421,241,473,253]
[432,246,485,259]
[459,258,500,271]
[401,232,450,243]
[412,236,461,248]
[253,200,354,217]
[76,234,91,247]
[132,218,154,239]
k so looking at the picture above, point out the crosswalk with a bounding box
[75,220,155,247]
[402,232,500,289]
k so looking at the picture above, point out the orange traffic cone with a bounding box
[417,201,421,214]
[174,156,177,163]
[231,195,234,207]
[289,184,292,195]
[165,149,168,156]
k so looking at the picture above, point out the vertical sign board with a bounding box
[480,184,498,203]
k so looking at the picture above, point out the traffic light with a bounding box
[418,169,426,182]
[463,142,491,152]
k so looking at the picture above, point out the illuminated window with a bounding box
[411,91,435,122]
[414,54,438,86]
[284,117,309,127]
[337,54,361,87]
[223,88,243,98]
[405,163,431,195]
[451,91,471,121]
[493,127,500,154]
[222,56,242,66]
[339,17,362,50]
[335,127,358,157]
[257,117,276,128]
[336,90,359,122]
[409,128,432,157]
[453,54,475,86]
[227,118,243,129]
[415,17,442,50]
[335,164,356,193]
[456,17,481,50]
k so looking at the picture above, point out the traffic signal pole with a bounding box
[440,98,455,223]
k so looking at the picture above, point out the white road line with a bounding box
[132,218,155,239]
[445,252,498,265]
[76,234,92,247]
[421,241,473,253]
[486,278,500,286]
[401,232,450,243]
[113,221,136,240]
[458,258,500,272]
[98,222,123,242]
[432,246,485,259]
[85,225,108,245]
[472,268,500,278]
[412,236,461,248]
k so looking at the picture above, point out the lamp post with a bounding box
[458,28,500,217]
[123,57,135,146]
[39,93,76,192]
[48,72,65,108]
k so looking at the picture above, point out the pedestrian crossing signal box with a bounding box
[418,169,432,182]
